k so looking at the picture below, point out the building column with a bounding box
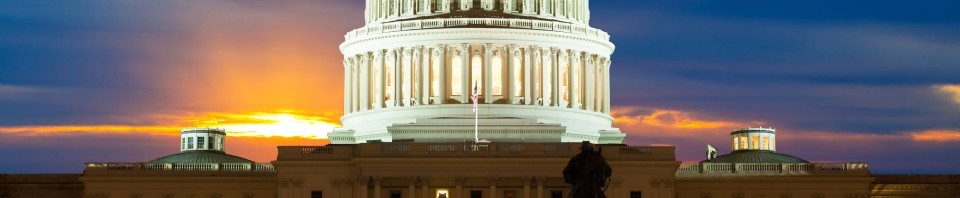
[603,58,611,114]
[344,58,352,114]
[408,177,417,198]
[361,54,370,111]
[420,177,430,198]
[483,43,493,103]
[507,45,518,104]
[436,44,447,104]
[530,46,540,105]
[488,177,498,198]
[376,50,386,109]
[456,177,464,198]
[584,55,594,112]
[594,56,602,112]
[535,177,544,198]
[393,48,403,107]
[404,47,414,106]
[566,50,577,109]
[358,177,369,198]
[419,46,430,105]
[460,44,471,103]
[540,47,552,106]
[522,47,532,105]
[352,56,361,112]
[550,48,560,107]
[522,177,531,198]
[374,177,382,198]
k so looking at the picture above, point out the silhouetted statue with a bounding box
[563,141,612,198]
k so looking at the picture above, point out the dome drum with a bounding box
[730,127,777,152]
[364,0,593,25]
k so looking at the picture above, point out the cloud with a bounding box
[909,129,960,142]
[0,84,45,97]
[612,106,758,131]
[936,84,960,104]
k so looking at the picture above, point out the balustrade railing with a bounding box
[84,162,276,172]
[676,162,870,176]
[345,18,611,41]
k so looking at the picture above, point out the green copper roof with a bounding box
[149,151,253,163]
[701,150,809,163]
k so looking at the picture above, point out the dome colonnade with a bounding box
[334,0,622,144]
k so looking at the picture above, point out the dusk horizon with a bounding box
[2,0,959,175]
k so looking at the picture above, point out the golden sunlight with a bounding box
[936,84,960,104]
[0,111,340,139]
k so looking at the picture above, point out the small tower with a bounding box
[178,128,227,153]
[730,127,776,152]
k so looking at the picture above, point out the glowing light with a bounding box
[910,130,960,142]
[936,84,960,104]
[0,111,339,139]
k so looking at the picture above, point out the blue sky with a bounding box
[1,0,959,173]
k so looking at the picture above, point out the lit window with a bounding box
[451,55,462,96]
[386,58,394,100]
[402,54,411,100]
[739,134,747,150]
[491,53,503,96]
[432,54,440,97]
[762,136,770,150]
[471,53,482,95]
[514,56,523,97]
[560,56,568,100]
[732,137,738,150]
[542,54,552,100]
[751,135,759,150]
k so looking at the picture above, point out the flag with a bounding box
[471,81,478,113]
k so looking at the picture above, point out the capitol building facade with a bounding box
[32,1,956,198]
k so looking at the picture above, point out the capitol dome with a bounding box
[701,150,809,164]
[703,127,809,163]
[149,151,253,164]
[331,0,624,144]
[148,127,252,163]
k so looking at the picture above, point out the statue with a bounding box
[563,141,612,198]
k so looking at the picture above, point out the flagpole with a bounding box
[472,81,479,143]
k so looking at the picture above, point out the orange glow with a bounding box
[611,107,745,129]
[0,111,340,139]
[910,130,960,142]
[936,84,960,104]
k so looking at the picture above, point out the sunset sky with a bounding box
[1,0,959,173]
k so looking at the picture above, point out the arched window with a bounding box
[451,54,463,96]
[492,52,503,96]
[513,55,523,97]
[471,52,483,95]
[431,52,441,97]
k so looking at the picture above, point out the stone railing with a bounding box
[676,162,870,177]
[345,18,610,41]
[278,143,674,161]
[83,162,276,176]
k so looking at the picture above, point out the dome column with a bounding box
[376,50,387,109]
[550,47,560,107]
[507,45,520,104]
[523,47,533,105]
[585,55,595,112]
[436,44,447,104]
[483,43,493,103]
[603,58,611,113]
[459,44,471,103]
[344,57,352,114]
[530,46,541,105]
[417,46,429,105]
[360,53,371,111]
